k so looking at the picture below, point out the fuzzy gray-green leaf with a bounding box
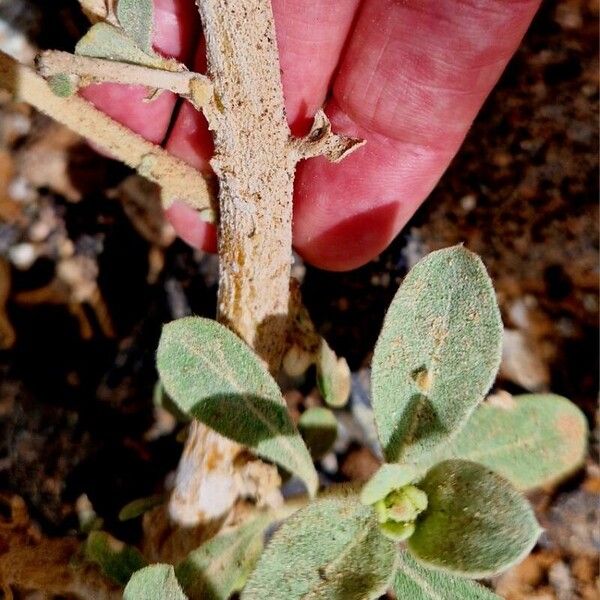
[76,22,170,69]
[409,460,540,577]
[394,552,501,599]
[299,407,338,459]
[317,341,351,408]
[371,246,503,464]
[157,317,318,497]
[85,531,147,585]
[124,564,187,600]
[176,514,269,600]
[242,489,396,600]
[117,0,154,52]
[423,394,588,490]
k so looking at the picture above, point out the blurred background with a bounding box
[0,0,597,598]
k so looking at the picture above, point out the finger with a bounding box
[164,40,217,251]
[164,39,213,174]
[272,0,361,134]
[293,0,542,270]
[80,0,199,143]
[166,200,217,252]
[164,0,361,249]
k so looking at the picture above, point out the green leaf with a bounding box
[317,341,351,408]
[157,317,318,498]
[429,394,588,490]
[119,494,165,521]
[359,463,418,506]
[242,489,397,600]
[48,73,76,97]
[117,0,154,52]
[409,460,541,577]
[176,515,270,600]
[124,564,187,600]
[85,531,147,585]
[298,407,338,460]
[371,246,503,464]
[76,22,173,69]
[394,552,501,599]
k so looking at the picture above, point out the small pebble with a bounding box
[460,194,477,212]
[320,452,338,475]
[8,242,35,269]
[8,176,34,202]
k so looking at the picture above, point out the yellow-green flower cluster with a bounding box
[360,463,428,541]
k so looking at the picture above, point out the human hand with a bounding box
[82,0,541,271]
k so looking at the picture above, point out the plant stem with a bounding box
[170,0,363,527]
[169,0,296,526]
[199,0,294,368]
[37,51,212,109]
[0,50,215,217]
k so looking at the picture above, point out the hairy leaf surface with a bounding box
[409,460,540,577]
[371,246,503,463]
[423,394,588,490]
[157,317,318,497]
[124,564,187,600]
[76,22,171,69]
[85,531,146,585]
[176,515,269,600]
[394,552,501,599]
[242,489,396,599]
[116,0,153,52]
[317,341,351,408]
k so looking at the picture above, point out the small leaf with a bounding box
[76,22,178,70]
[119,494,165,521]
[359,463,418,506]
[409,460,540,577]
[317,341,351,408]
[117,0,154,52]
[394,552,501,599]
[242,489,396,600]
[371,246,503,464]
[176,515,270,600]
[157,317,318,497]
[48,73,76,97]
[124,564,187,600]
[85,531,147,585]
[427,394,588,490]
[298,407,338,460]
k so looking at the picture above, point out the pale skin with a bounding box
[82,0,542,271]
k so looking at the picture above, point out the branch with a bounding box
[37,50,213,110]
[170,0,365,528]
[0,50,216,219]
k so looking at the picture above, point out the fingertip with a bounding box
[165,201,217,253]
[294,201,405,271]
[292,101,451,271]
